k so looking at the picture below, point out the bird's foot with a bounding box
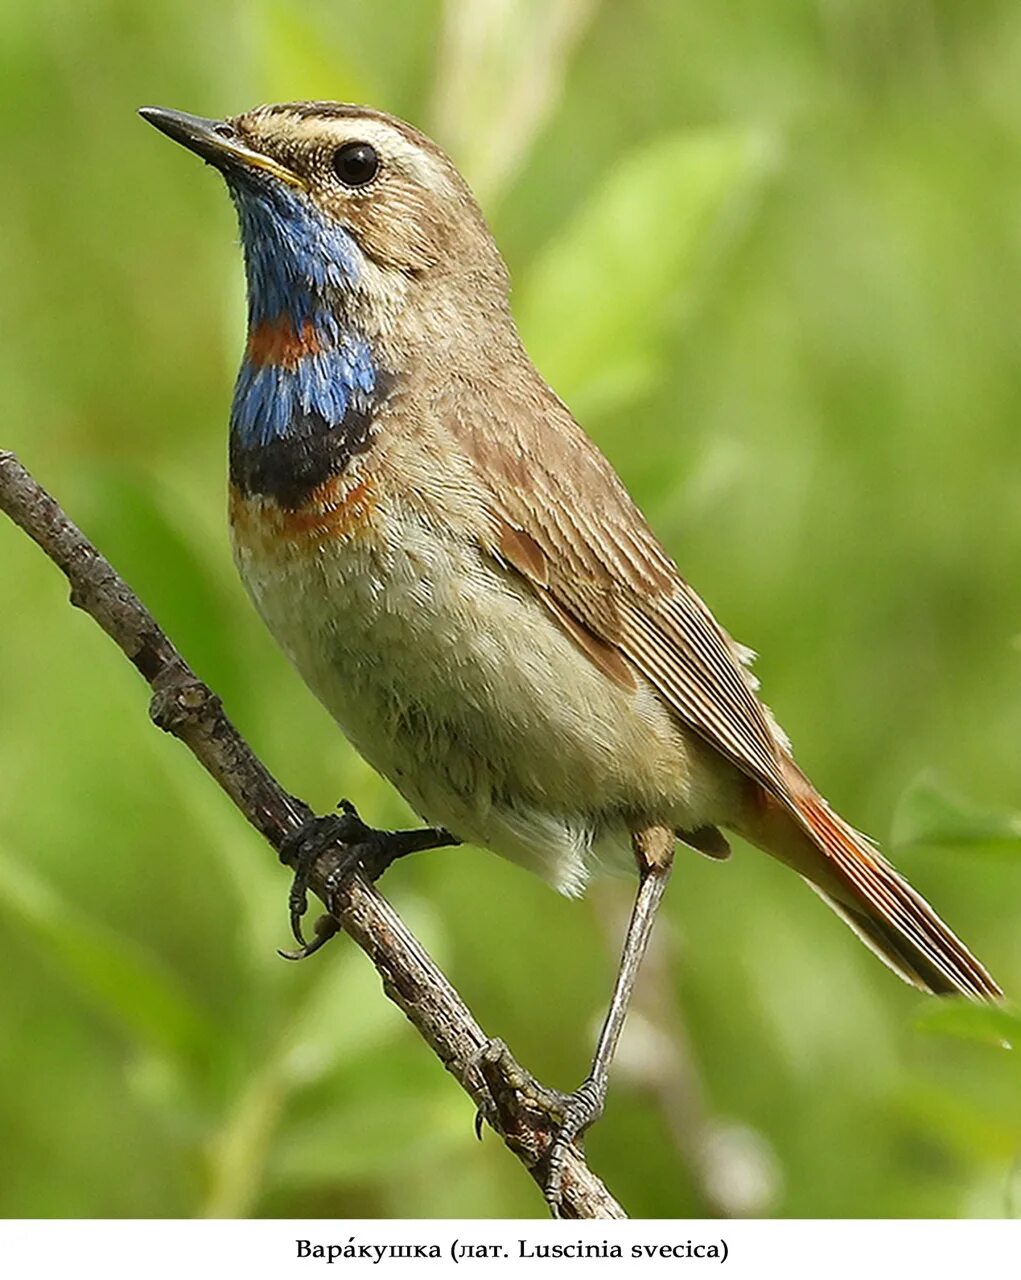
[278,799,381,959]
[475,1037,605,1217]
[278,800,456,960]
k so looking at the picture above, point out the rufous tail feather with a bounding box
[739,766,1002,1000]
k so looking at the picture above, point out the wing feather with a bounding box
[449,386,789,799]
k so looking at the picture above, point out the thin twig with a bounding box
[0,449,625,1220]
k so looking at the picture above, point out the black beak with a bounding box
[138,106,303,187]
[139,107,237,162]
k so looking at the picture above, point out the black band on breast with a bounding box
[230,370,394,508]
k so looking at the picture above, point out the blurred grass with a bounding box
[1,0,1021,1218]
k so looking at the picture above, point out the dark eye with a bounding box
[332,141,379,187]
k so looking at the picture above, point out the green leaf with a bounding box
[0,842,217,1064]
[916,997,1021,1050]
[891,772,1021,851]
[516,127,775,415]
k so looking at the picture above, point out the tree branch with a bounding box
[0,450,625,1220]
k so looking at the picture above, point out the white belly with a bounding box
[231,492,735,895]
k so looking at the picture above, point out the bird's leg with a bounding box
[279,799,458,958]
[481,826,674,1215]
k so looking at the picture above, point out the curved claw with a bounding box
[278,913,341,961]
[288,872,311,947]
[281,802,367,949]
[279,801,456,963]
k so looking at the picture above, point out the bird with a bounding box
[140,101,1002,1211]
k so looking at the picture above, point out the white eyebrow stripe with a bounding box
[264,112,456,199]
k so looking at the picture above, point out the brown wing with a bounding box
[448,380,791,800]
[444,380,1004,1002]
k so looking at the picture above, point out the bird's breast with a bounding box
[229,465,392,754]
[228,467,735,893]
[229,469,378,558]
[229,465,386,725]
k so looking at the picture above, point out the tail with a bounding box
[739,768,1002,1000]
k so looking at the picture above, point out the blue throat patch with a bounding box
[231,330,377,451]
[233,174,359,328]
[226,176,388,506]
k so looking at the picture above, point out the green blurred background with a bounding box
[2,0,1020,1219]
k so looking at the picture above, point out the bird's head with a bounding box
[141,102,520,471]
[139,101,510,346]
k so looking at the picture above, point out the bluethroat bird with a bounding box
[140,102,1002,1210]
